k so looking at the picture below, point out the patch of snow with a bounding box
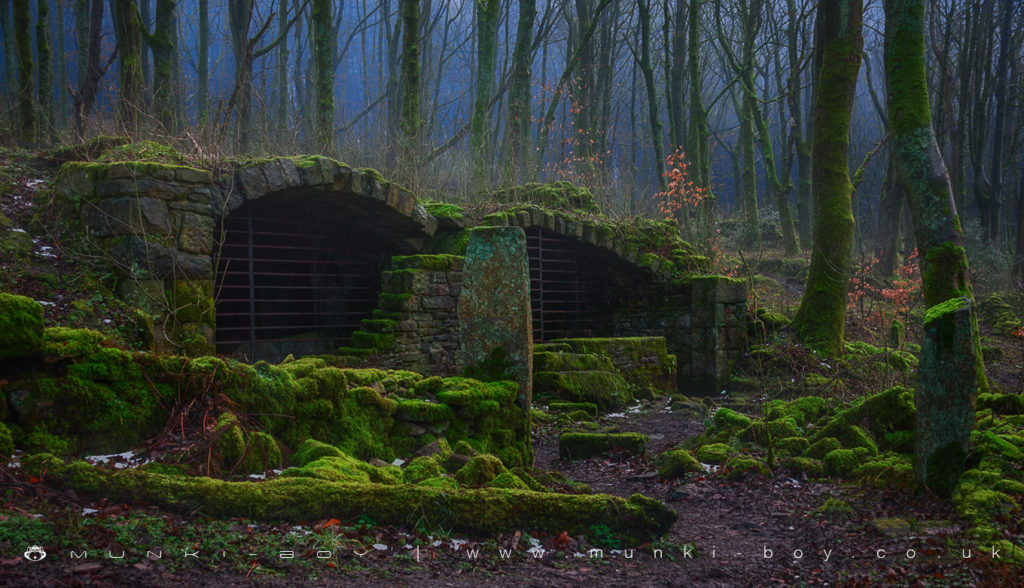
[391,459,405,467]
[626,404,643,414]
[86,451,138,464]
[26,179,45,189]
[249,473,266,480]
[450,539,467,551]
[700,463,720,474]
[81,508,98,516]
[431,540,442,547]
[11,228,26,234]
[372,543,388,551]
[37,301,55,306]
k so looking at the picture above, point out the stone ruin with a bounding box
[52,156,747,397]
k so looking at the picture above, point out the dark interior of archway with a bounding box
[525,227,616,342]
[215,195,391,362]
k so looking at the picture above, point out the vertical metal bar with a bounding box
[537,230,545,341]
[247,206,257,360]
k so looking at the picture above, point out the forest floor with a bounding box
[3,149,1024,586]
[1,397,1016,587]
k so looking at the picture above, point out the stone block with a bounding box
[86,197,172,238]
[177,213,216,254]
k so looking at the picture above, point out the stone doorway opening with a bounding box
[215,195,390,361]
[525,227,616,341]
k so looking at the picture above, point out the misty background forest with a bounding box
[0,0,1021,269]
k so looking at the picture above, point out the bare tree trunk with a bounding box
[503,0,536,184]
[638,0,667,193]
[313,0,334,153]
[37,0,54,143]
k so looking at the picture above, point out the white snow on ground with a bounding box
[372,543,388,551]
[81,508,98,516]
[25,179,45,189]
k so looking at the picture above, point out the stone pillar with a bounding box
[915,297,978,498]
[458,226,533,414]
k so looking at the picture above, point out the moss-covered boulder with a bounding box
[558,432,647,460]
[0,293,44,359]
[823,448,873,476]
[803,437,842,460]
[405,456,445,483]
[766,396,830,427]
[292,439,345,467]
[696,443,731,464]
[281,453,402,485]
[780,456,824,477]
[534,370,634,410]
[740,419,802,445]
[657,449,703,478]
[713,407,752,431]
[725,455,770,479]
[455,454,508,485]
[488,471,530,490]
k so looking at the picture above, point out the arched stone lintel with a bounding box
[494,207,668,282]
[217,157,438,238]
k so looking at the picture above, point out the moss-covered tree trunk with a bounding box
[638,0,667,193]
[12,0,33,147]
[470,0,498,185]
[112,0,144,136]
[312,0,333,153]
[884,0,986,498]
[143,0,178,133]
[791,0,862,356]
[228,0,254,152]
[36,0,53,144]
[55,0,68,129]
[502,0,536,184]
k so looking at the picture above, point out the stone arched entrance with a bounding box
[213,159,437,361]
[524,226,616,341]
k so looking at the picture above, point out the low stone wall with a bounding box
[345,255,464,376]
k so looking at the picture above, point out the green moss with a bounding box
[823,449,861,476]
[854,453,916,489]
[0,293,44,358]
[713,407,752,431]
[292,439,344,467]
[39,327,107,358]
[418,475,458,489]
[657,449,703,478]
[813,497,852,517]
[534,371,633,410]
[829,387,915,452]
[95,140,187,165]
[21,428,75,455]
[978,293,1022,337]
[559,433,647,460]
[955,488,1018,525]
[25,454,676,543]
[977,392,1024,415]
[780,456,824,477]
[725,455,770,479]
[811,422,879,455]
[533,351,614,373]
[486,181,599,213]
[547,402,599,417]
[776,437,810,456]
[994,479,1024,495]
[0,422,14,460]
[696,443,731,464]
[421,200,467,221]
[740,419,802,445]
[488,471,530,490]
[404,456,445,483]
[455,454,507,485]
[391,254,463,271]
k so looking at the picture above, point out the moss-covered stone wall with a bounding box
[52,154,744,392]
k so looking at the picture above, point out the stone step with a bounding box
[533,370,633,411]
[532,351,614,373]
[548,336,676,398]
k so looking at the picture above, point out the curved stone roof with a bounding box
[218,157,438,241]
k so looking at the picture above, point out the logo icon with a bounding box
[24,545,47,561]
